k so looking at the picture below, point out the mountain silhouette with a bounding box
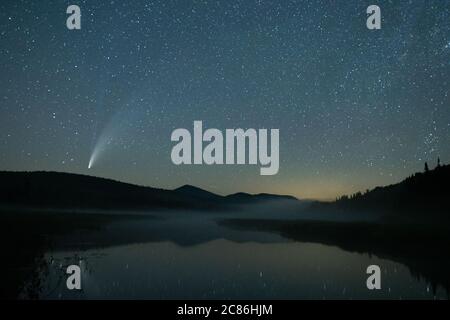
[0,171,299,212]
[226,192,298,204]
[174,184,223,202]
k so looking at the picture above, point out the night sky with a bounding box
[1,0,449,200]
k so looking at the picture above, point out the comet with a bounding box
[88,99,145,169]
[88,132,113,169]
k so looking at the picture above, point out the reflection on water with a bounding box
[19,212,448,299]
[38,241,446,299]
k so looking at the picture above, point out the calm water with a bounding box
[24,211,448,299]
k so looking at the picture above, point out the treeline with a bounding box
[0,171,217,211]
[318,159,450,219]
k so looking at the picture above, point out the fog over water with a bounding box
[20,205,446,300]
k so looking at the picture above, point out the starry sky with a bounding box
[0,0,449,200]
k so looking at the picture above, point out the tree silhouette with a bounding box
[437,157,441,168]
[424,162,429,172]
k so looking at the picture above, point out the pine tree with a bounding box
[424,162,429,172]
[437,157,441,168]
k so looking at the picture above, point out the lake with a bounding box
[19,211,448,299]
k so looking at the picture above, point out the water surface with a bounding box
[22,211,447,299]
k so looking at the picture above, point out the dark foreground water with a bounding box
[17,211,448,299]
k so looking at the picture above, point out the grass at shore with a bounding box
[0,209,155,299]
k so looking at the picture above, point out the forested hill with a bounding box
[0,171,299,212]
[313,163,450,220]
